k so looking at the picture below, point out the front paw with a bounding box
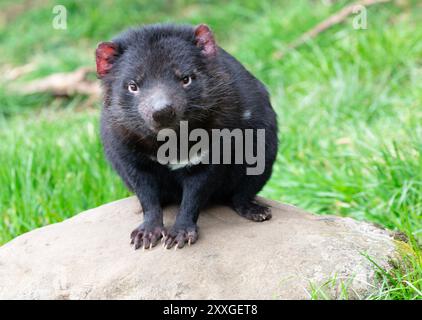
[130,222,166,250]
[164,224,199,249]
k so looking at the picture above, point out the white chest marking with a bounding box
[167,151,208,170]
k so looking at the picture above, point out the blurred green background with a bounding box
[0,0,421,299]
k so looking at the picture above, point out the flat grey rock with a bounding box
[0,197,398,299]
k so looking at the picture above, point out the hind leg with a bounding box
[231,120,277,222]
[233,199,272,222]
[231,170,273,222]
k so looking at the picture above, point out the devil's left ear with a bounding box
[95,41,120,78]
[194,24,217,58]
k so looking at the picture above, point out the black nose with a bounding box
[152,105,176,125]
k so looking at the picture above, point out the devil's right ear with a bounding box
[95,42,120,78]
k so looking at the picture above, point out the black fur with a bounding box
[97,24,278,249]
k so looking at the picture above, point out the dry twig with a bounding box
[15,67,101,98]
[274,0,391,59]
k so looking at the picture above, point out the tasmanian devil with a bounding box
[96,23,278,250]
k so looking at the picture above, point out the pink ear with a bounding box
[194,24,217,58]
[96,42,119,78]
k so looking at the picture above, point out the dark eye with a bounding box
[181,75,192,87]
[128,82,138,92]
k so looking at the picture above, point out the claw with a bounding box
[130,224,166,251]
[162,227,198,250]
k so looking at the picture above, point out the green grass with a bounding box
[0,0,421,299]
[0,108,130,242]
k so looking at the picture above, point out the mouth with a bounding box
[148,124,173,137]
[150,116,181,133]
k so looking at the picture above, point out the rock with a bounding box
[0,197,399,300]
